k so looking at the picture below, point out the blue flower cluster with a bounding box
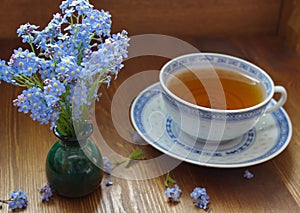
[13,87,59,127]
[0,0,129,136]
[8,189,28,211]
[190,187,210,210]
[164,184,182,203]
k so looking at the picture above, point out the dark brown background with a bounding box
[0,0,293,37]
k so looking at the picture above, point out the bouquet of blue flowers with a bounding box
[0,0,129,137]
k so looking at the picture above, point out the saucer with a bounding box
[130,83,292,168]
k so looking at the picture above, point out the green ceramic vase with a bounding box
[45,125,103,198]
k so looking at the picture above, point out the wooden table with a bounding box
[1,35,300,213]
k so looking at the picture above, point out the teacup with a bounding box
[159,53,287,141]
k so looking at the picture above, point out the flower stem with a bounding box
[164,172,176,188]
[56,101,76,136]
[0,199,9,204]
[113,148,145,168]
[29,40,36,55]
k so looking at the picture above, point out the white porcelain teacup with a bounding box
[159,53,287,141]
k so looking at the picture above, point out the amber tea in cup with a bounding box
[159,53,287,141]
[166,68,265,110]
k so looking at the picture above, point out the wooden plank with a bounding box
[0,0,282,39]
[0,0,43,39]
[278,0,300,53]
[98,0,282,36]
[278,0,294,36]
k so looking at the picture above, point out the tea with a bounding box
[166,68,265,110]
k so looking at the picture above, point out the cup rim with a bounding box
[159,52,275,113]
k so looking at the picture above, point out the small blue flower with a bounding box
[75,1,92,16]
[103,157,113,175]
[7,48,39,77]
[190,187,210,210]
[131,131,143,143]
[243,169,254,179]
[39,183,54,202]
[17,23,39,43]
[38,59,55,79]
[83,9,111,37]
[64,8,75,17]
[44,77,66,97]
[105,178,113,187]
[52,13,64,25]
[60,0,93,16]
[60,0,73,13]
[33,14,64,50]
[14,87,60,125]
[56,56,82,81]
[0,60,15,84]
[164,184,182,203]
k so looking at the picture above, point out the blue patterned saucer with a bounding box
[130,83,292,168]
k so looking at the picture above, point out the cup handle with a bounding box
[264,86,287,114]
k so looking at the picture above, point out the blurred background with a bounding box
[0,0,299,53]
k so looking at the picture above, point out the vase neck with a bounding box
[53,124,93,147]
[58,137,88,147]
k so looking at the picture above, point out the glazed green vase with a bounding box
[45,125,103,198]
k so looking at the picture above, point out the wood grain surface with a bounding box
[0,35,300,213]
[0,0,282,39]
[281,0,300,53]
